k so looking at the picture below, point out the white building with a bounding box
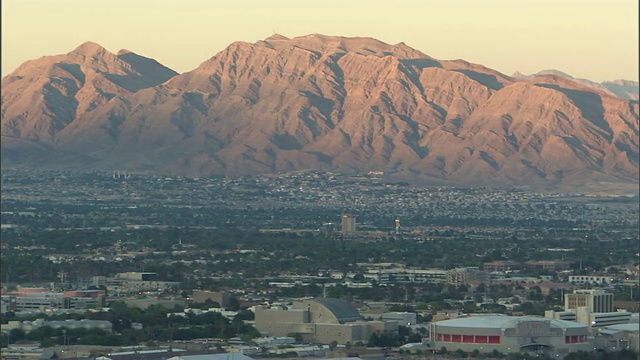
[575,307,632,329]
[0,345,55,359]
[547,308,632,330]
[1,318,112,334]
[568,276,613,286]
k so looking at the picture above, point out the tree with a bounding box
[234,310,255,321]
[287,332,303,343]
[367,332,380,347]
[226,297,241,311]
[407,333,422,343]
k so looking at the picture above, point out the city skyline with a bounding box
[2,0,638,82]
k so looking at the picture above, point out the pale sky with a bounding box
[2,0,638,82]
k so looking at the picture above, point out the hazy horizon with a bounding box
[2,0,638,83]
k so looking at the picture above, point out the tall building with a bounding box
[565,289,614,313]
[341,214,356,234]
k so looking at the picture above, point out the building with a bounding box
[363,268,447,284]
[91,273,180,296]
[483,261,521,273]
[429,315,591,355]
[546,308,632,330]
[341,215,356,234]
[1,318,112,334]
[565,289,614,313]
[191,290,230,308]
[0,345,55,359]
[254,297,397,345]
[380,312,417,326]
[545,310,577,322]
[524,260,572,272]
[575,307,632,329]
[595,323,640,352]
[114,272,158,281]
[568,275,613,286]
[446,267,489,284]
[1,288,106,312]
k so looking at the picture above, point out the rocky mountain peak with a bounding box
[1,35,638,193]
[69,41,109,57]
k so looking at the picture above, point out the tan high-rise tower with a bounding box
[565,289,614,313]
[341,214,356,234]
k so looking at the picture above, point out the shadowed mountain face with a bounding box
[2,35,639,193]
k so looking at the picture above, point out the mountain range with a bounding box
[2,34,639,193]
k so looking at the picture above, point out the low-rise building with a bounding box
[484,261,521,273]
[568,276,613,286]
[1,288,106,312]
[595,323,640,352]
[446,267,489,284]
[380,312,417,326]
[1,318,112,334]
[191,290,230,308]
[524,261,572,272]
[0,344,55,359]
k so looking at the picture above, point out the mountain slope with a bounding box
[512,70,639,101]
[1,42,178,143]
[2,35,638,193]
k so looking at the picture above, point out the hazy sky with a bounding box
[2,0,638,82]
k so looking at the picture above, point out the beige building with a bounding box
[341,215,356,234]
[255,297,397,345]
[192,290,230,308]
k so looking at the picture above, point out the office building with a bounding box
[565,290,614,313]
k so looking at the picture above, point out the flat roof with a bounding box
[434,315,586,329]
[601,323,640,333]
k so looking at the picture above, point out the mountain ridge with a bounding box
[2,35,638,194]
